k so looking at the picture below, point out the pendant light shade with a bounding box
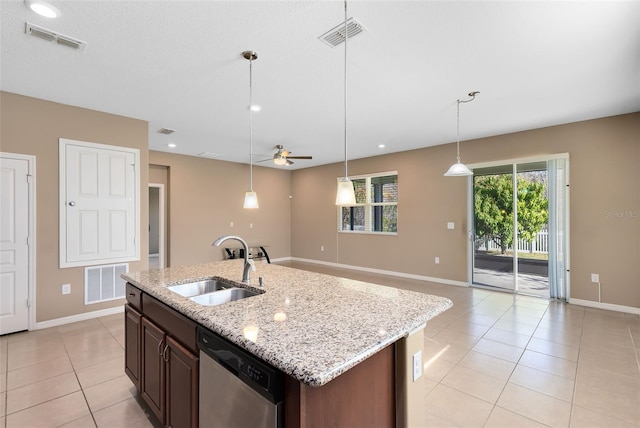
[444,162,473,176]
[336,177,356,205]
[335,0,356,206]
[444,91,479,177]
[243,50,259,209]
[243,190,259,209]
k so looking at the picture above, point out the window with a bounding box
[338,172,398,234]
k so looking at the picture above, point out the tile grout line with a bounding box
[57,325,98,428]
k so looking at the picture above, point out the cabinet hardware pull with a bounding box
[163,344,169,362]
[157,340,164,355]
[128,293,136,297]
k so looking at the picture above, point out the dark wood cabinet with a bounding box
[142,317,166,424]
[166,336,199,428]
[125,284,198,428]
[124,305,142,392]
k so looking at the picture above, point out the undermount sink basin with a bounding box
[168,279,234,297]
[190,287,260,306]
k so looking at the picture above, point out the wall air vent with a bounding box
[198,152,220,159]
[318,17,366,48]
[25,22,87,51]
[157,128,176,135]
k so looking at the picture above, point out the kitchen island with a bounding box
[122,260,452,428]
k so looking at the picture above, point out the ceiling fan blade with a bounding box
[286,155,313,160]
[255,158,273,163]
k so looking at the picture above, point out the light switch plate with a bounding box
[62,283,71,295]
[447,222,455,230]
[591,273,599,283]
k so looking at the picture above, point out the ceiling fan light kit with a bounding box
[243,50,259,209]
[444,91,479,177]
[335,0,357,206]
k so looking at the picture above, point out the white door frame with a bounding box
[466,153,570,299]
[0,152,36,331]
[149,183,165,269]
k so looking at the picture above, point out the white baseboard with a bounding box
[34,305,124,330]
[569,298,640,315]
[290,257,468,287]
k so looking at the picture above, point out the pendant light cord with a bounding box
[343,0,348,179]
[456,99,461,163]
[456,91,479,163]
[249,56,254,191]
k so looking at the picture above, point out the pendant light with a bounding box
[243,51,259,209]
[335,0,356,205]
[444,91,479,177]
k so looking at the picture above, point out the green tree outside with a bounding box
[474,174,548,254]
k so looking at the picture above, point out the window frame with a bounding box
[337,171,398,235]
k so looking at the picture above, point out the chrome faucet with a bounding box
[212,235,255,283]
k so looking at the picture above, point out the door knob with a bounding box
[68,201,75,206]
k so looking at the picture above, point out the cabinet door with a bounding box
[124,305,142,391]
[166,336,199,428]
[142,318,166,425]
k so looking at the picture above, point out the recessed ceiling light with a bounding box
[25,0,60,18]
[378,144,386,149]
[167,143,176,148]
[249,105,261,112]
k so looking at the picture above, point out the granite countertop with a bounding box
[122,260,452,387]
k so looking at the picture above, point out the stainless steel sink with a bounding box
[190,287,260,306]
[168,279,234,297]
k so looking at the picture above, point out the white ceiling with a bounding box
[2,1,639,169]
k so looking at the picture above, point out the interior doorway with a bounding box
[468,155,569,300]
[148,183,165,269]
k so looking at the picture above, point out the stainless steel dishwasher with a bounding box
[197,327,284,428]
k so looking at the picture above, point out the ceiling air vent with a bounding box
[25,22,86,51]
[318,17,366,48]
[198,152,220,159]
[157,128,176,135]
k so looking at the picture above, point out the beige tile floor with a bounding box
[0,261,638,427]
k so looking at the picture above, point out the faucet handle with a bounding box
[247,258,256,272]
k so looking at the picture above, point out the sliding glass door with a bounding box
[469,156,568,299]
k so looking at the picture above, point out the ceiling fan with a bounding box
[259,145,313,166]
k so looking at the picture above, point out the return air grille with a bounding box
[25,22,86,51]
[318,17,366,48]
[84,263,128,305]
[198,152,220,159]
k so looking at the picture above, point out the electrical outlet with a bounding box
[249,223,253,229]
[62,283,71,295]
[412,351,422,381]
[230,221,234,227]
[435,257,440,264]
[591,273,599,283]
[320,246,324,252]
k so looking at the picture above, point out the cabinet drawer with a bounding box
[142,293,197,354]
[126,283,142,311]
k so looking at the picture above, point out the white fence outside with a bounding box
[477,228,549,254]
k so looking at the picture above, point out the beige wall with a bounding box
[291,113,640,309]
[0,91,149,322]
[149,151,292,267]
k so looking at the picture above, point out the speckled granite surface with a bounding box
[122,260,452,387]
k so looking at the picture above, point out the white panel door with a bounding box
[0,156,30,334]
[61,140,138,267]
